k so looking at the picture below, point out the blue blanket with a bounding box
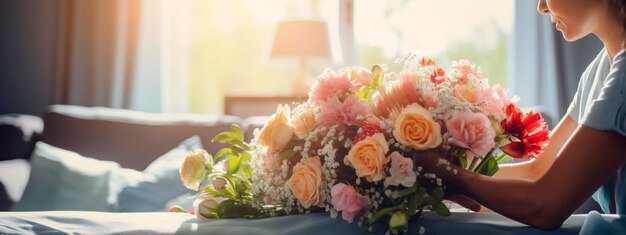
[0,211,597,235]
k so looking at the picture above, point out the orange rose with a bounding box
[259,104,293,152]
[347,133,390,182]
[287,156,323,208]
[393,104,442,150]
[292,109,317,139]
[453,83,478,104]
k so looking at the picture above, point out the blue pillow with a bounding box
[12,142,141,211]
[115,136,202,212]
[13,136,202,212]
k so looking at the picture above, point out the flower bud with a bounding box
[213,178,226,190]
[194,193,224,220]
[180,149,213,191]
[389,211,408,229]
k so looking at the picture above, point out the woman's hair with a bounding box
[609,0,626,41]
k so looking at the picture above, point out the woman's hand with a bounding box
[445,194,481,212]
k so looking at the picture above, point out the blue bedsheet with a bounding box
[0,211,603,235]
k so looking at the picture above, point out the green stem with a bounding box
[495,153,508,163]
[468,156,479,171]
[473,149,496,173]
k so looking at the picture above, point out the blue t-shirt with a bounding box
[566,48,626,234]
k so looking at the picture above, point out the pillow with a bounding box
[12,136,202,212]
[0,114,43,160]
[12,142,136,211]
[116,136,201,212]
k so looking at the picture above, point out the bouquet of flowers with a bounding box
[173,56,550,234]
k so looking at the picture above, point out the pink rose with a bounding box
[476,84,508,118]
[385,152,416,187]
[331,183,370,223]
[451,60,481,82]
[445,111,496,156]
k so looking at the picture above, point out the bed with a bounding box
[0,105,603,235]
[0,211,601,235]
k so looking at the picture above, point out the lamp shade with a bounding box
[270,20,331,59]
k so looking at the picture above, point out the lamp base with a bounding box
[292,58,311,96]
[292,77,310,96]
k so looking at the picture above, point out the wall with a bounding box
[0,0,58,116]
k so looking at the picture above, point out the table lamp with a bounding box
[270,20,331,95]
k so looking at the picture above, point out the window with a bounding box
[159,0,514,114]
[354,0,513,87]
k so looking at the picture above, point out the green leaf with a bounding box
[216,199,236,218]
[432,201,451,216]
[407,191,422,215]
[241,151,252,162]
[366,207,396,226]
[212,132,238,144]
[227,155,241,175]
[432,187,444,200]
[396,187,416,198]
[216,148,233,160]
[230,124,244,141]
[232,139,250,150]
[417,186,427,195]
[241,163,253,177]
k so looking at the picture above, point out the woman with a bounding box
[422,0,626,232]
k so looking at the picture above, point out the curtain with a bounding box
[510,0,602,127]
[51,0,142,109]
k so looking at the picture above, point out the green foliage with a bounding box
[201,124,265,218]
[355,65,385,101]
[467,150,500,177]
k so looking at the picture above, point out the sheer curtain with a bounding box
[51,0,143,109]
[509,0,602,127]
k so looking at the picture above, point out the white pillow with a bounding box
[13,136,202,212]
[12,142,142,211]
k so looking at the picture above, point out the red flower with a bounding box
[430,67,446,85]
[418,58,446,84]
[420,57,436,67]
[354,118,384,143]
[499,103,550,158]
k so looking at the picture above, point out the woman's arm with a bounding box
[494,116,578,181]
[454,126,626,229]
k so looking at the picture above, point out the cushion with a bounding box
[12,142,132,211]
[13,136,202,212]
[0,159,31,211]
[116,136,202,212]
[0,114,43,160]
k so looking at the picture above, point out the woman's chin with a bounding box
[560,30,587,42]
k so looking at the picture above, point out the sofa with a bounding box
[0,104,269,211]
